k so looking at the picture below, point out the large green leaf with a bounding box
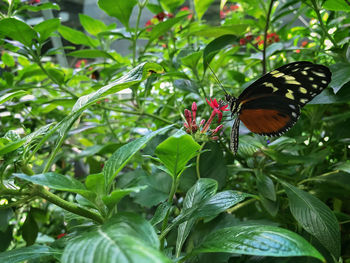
[160,0,185,12]
[58,25,99,47]
[34,18,60,43]
[18,2,60,12]
[0,18,37,46]
[0,245,60,263]
[67,49,115,60]
[155,132,200,177]
[0,91,27,105]
[79,14,108,36]
[103,125,173,190]
[98,0,137,28]
[194,0,215,20]
[323,0,350,11]
[203,34,238,72]
[281,181,340,258]
[192,225,324,261]
[162,190,248,237]
[149,15,187,43]
[329,62,350,93]
[176,178,218,257]
[61,213,171,263]
[14,173,94,199]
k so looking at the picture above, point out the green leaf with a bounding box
[21,212,38,246]
[0,139,26,156]
[256,171,276,201]
[192,225,324,261]
[0,209,13,232]
[164,190,248,236]
[79,14,108,36]
[150,202,172,226]
[132,171,172,207]
[0,91,27,104]
[103,124,172,189]
[181,51,202,69]
[98,0,137,28]
[0,18,37,46]
[155,132,200,177]
[58,25,99,47]
[194,0,215,20]
[67,49,115,60]
[14,173,94,199]
[34,18,60,43]
[160,0,185,12]
[1,52,15,67]
[329,62,350,93]
[18,2,60,12]
[191,25,248,38]
[149,15,187,43]
[85,173,105,196]
[176,178,218,257]
[147,3,163,14]
[203,34,238,72]
[323,0,350,11]
[281,181,340,258]
[102,186,147,209]
[61,213,171,263]
[0,245,59,263]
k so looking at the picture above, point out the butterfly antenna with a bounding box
[206,62,228,95]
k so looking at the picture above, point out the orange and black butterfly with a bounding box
[224,61,332,154]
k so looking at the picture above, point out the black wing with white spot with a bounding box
[237,61,332,107]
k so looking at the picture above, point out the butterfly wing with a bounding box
[229,61,331,153]
[239,94,300,136]
[238,61,331,107]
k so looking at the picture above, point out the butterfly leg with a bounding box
[230,116,240,154]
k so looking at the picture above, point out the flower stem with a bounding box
[196,142,206,179]
[35,186,104,224]
[262,0,274,75]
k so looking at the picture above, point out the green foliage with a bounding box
[0,0,349,262]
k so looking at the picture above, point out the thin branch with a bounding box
[262,0,275,75]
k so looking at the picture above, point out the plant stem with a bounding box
[100,106,180,127]
[160,176,179,249]
[196,142,206,179]
[262,0,274,75]
[132,3,144,66]
[35,186,104,224]
[310,0,338,49]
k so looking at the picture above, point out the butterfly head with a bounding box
[225,94,238,115]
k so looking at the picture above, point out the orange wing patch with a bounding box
[239,109,291,134]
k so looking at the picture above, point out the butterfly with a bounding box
[224,61,332,154]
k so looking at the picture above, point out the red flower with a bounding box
[301,40,308,47]
[205,98,229,124]
[184,100,228,141]
[29,0,40,4]
[295,49,301,53]
[239,38,246,45]
[220,4,239,19]
[57,233,66,239]
[180,6,193,20]
[75,59,87,68]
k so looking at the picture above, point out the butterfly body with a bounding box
[226,61,332,154]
